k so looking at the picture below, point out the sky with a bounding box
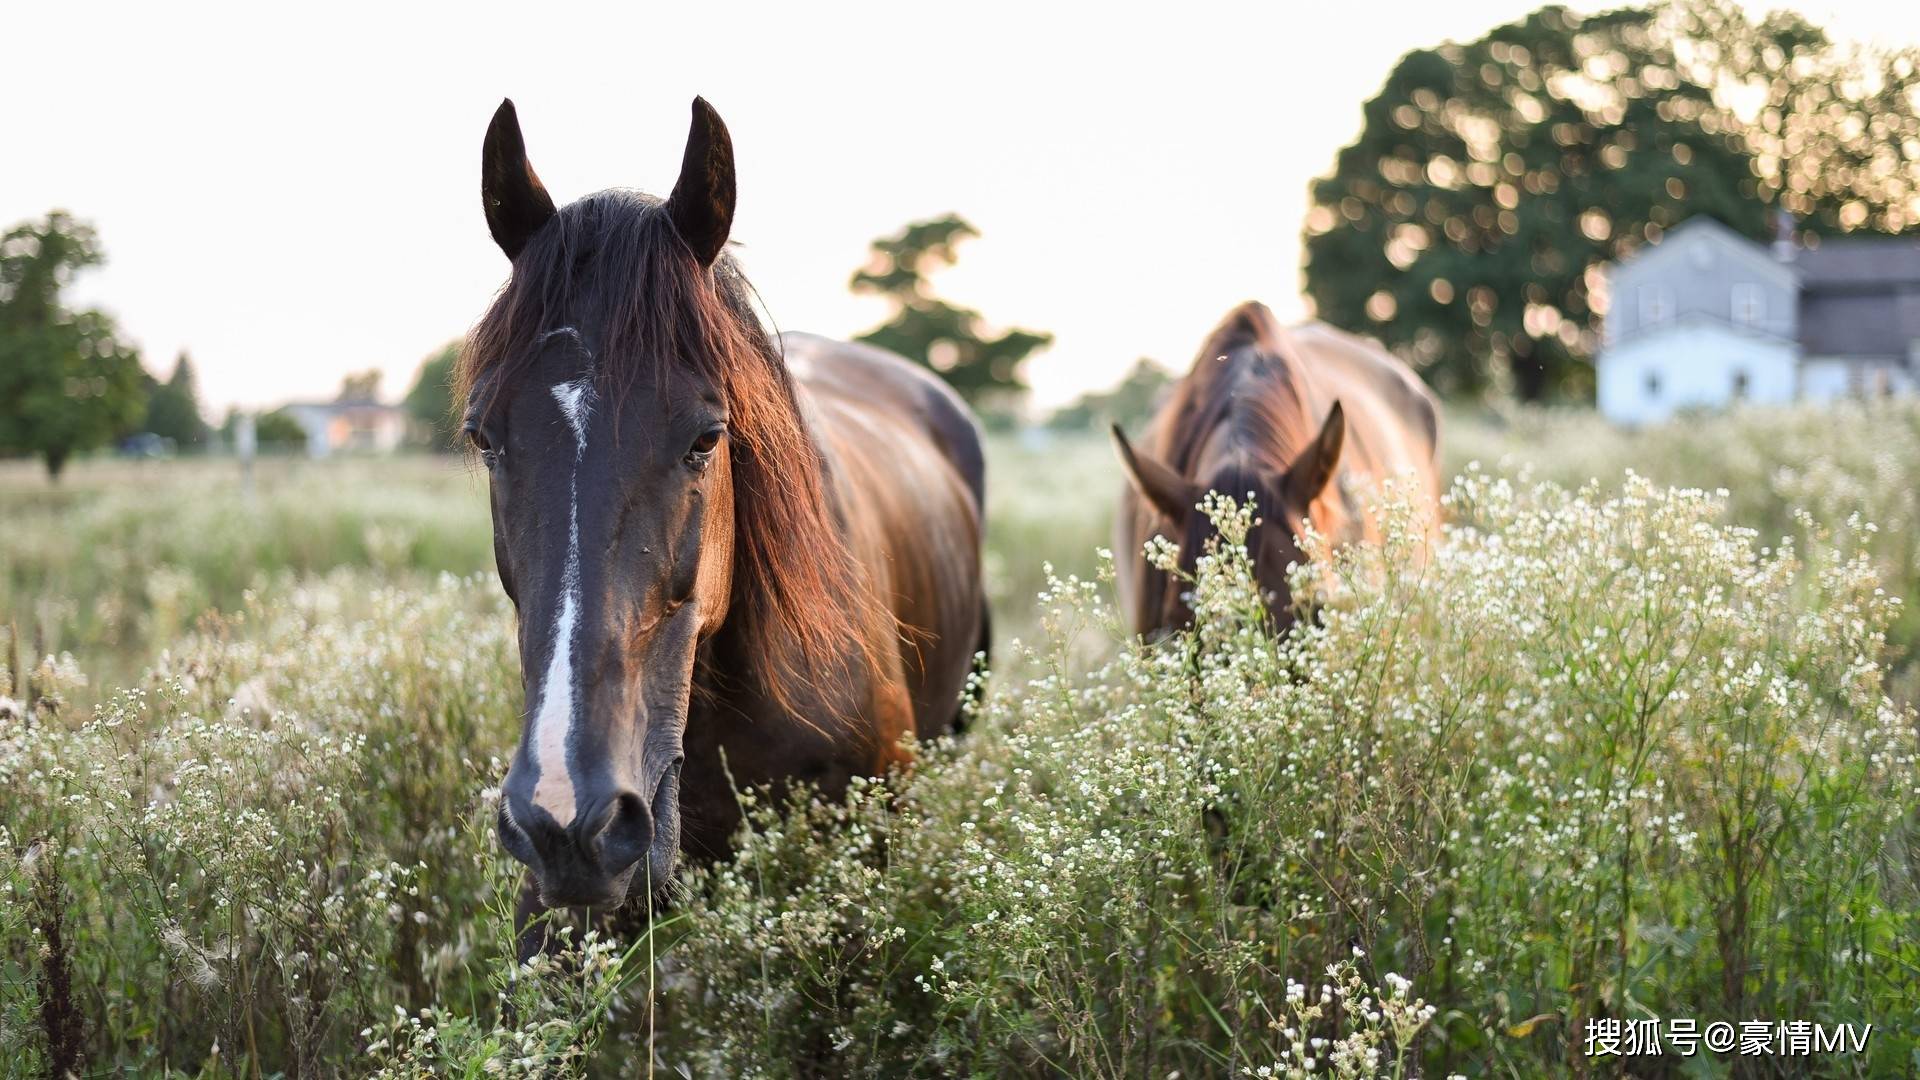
[5,0,1913,414]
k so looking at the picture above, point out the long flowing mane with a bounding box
[456,189,886,717]
[1156,301,1323,480]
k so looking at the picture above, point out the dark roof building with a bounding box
[1793,235,1920,363]
[1595,213,1920,425]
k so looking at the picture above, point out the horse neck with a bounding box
[1183,350,1314,476]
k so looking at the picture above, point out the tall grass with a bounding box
[0,457,493,698]
[648,478,1918,1076]
[1448,401,1920,691]
[1,407,1917,1075]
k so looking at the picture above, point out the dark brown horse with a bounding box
[459,99,987,931]
[1112,301,1440,637]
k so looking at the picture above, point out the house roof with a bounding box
[1792,236,1920,287]
[1613,215,1799,292]
[1791,236,1920,360]
[1798,285,1920,360]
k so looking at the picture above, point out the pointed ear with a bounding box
[667,96,736,267]
[1286,401,1345,505]
[481,99,557,261]
[1112,424,1200,522]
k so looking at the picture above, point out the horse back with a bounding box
[1281,320,1442,512]
[780,332,987,743]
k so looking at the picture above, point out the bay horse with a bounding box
[460,98,987,932]
[1111,302,1440,637]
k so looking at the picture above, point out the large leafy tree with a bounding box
[404,341,461,451]
[144,351,210,449]
[850,215,1052,407]
[0,212,146,477]
[1667,3,1920,233]
[1304,2,1920,402]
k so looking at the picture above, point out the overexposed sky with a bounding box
[5,0,1910,412]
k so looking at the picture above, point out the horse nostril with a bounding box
[496,799,539,869]
[588,791,653,878]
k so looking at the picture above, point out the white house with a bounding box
[1595,214,1920,425]
[281,398,412,457]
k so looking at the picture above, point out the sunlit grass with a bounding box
[3,406,1919,1075]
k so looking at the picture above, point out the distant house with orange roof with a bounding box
[280,396,411,457]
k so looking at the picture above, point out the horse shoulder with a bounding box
[1290,321,1440,466]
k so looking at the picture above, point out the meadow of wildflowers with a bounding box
[0,405,1916,1076]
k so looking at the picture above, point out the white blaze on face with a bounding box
[531,374,594,825]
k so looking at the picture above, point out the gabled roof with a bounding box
[1610,215,1798,290]
[1793,236,1920,287]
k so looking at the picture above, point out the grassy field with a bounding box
[2,408,1917,1077]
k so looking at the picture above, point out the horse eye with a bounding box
[464,421,501,468]
[685,425,724,467]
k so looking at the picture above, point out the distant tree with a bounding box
[850,215,1052,407]
[254,408,308,448]
[0,212,147,478]
[1303,5,1762,402]
[1048,359,1175,432]
[1665,2,1920,235]
[404,341,460,451]
[337,369,382,402]
[144,351,210,449]
[1304,1,1920,403]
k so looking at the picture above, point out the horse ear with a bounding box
[1286,401,1346,505]
[1112,424,1200,522]
[481,99,557,261]
[667,96,736,267]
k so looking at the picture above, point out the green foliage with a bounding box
[1664,1,1920,234]
[338,369,383,402]
[255,407,310,447]
[0,573,532,1075]
[655,480,1918,1076]
[0,212,147,477]
[0,458,494,698]
[4,406,1920,1074]
[142,352,210,450]
[403,341,461,452]
[1448,400,1920,691]
[1303,1,1920,404]
[850,214,1052,406]
[1046,358,1173,432]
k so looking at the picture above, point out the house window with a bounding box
[1732,283,1764,326]
[1638,285,1673,326]
[1645,371,1662,398]
[1732,370,1750,399]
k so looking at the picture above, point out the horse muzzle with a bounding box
[498,756,682,909]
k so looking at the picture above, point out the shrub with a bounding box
[653,476,1919,1076]
[0,573,529,1075]
[2,427,1916,1076]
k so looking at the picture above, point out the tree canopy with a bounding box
[337,369,382,402]
[1048,359,1174,433]
[144,352,209,450]
[0,212,146,477]
[850,215,1051,408]
[254,409,308,448]
[1302,1,1920,402]
[404,341,461,451]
